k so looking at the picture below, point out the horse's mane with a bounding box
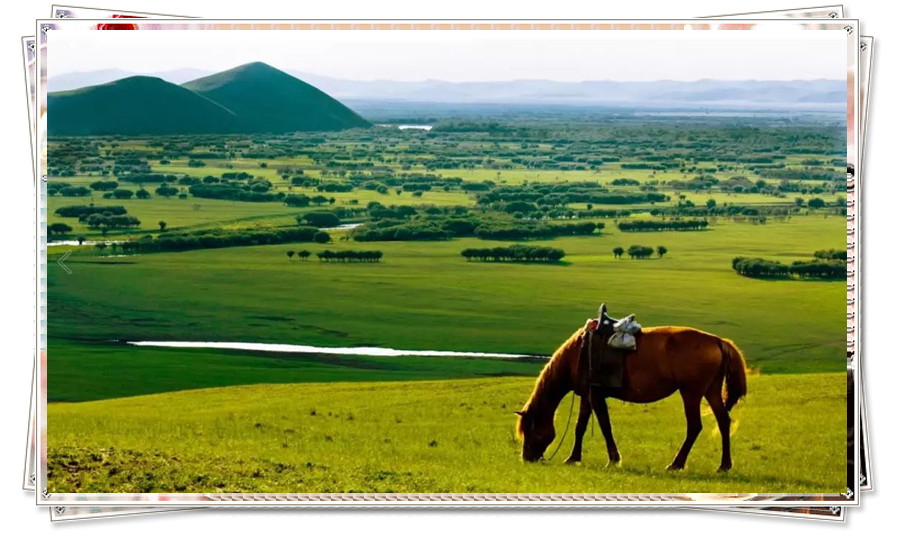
[516,326,584,439]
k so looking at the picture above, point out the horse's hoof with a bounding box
[717,464,732,473]
[563,457,581,465]
[666,463,685,471]
[607,459,622,468]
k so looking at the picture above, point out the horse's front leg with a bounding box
[590,388,621,465]
[564,395,592,464]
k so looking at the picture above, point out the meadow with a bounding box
[47,373,845,494]
[49,215,842,376]
[45,110,849,494]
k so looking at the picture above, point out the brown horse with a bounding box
[515,324,747,472]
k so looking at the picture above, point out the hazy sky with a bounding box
[49,27,848,82]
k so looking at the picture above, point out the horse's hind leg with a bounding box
[667,389,703,471]
[564,395,592,464]
[590,388,621,464]
[705,382,733,472]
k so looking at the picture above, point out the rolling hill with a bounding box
[182,62,371,132]
[47,63,371,136]
[47,76,240,136]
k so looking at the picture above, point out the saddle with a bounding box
[580,304,639,391]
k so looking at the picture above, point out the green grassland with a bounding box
[45,113,849,495]
[49,215,844,375]
[47,373,846,494]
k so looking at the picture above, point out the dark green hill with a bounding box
[47,76,239,136]
[182,62,371,132]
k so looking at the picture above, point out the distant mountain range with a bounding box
[50,66,847,110]
[47,62,371,136]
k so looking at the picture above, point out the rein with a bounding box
[543,390,575,461]
[544,329,590,460]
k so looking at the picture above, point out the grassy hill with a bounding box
[47,76,239,136]
[183,62,371,132]
[47,63,371,136]
[47,373,846,493]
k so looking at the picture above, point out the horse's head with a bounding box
[515,408,555,462]
[514,325,585,462]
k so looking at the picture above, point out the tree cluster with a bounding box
[55,204,127,219]
[461,245,565,263]
[316,250,383,262]
[119,226,321,253]
[85,213,141,231]
[731,256,845,279]
[814,249,847,261]
[188,183,284,202]
[626,245,655,259]
[617,219,709,232]
[473,221,596,240]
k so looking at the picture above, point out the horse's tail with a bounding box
[719,338,747,412]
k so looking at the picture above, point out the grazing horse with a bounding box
[515,324,747,472]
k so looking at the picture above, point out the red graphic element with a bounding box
[97,14,145,31]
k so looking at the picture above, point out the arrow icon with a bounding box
[56,250,72,275]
